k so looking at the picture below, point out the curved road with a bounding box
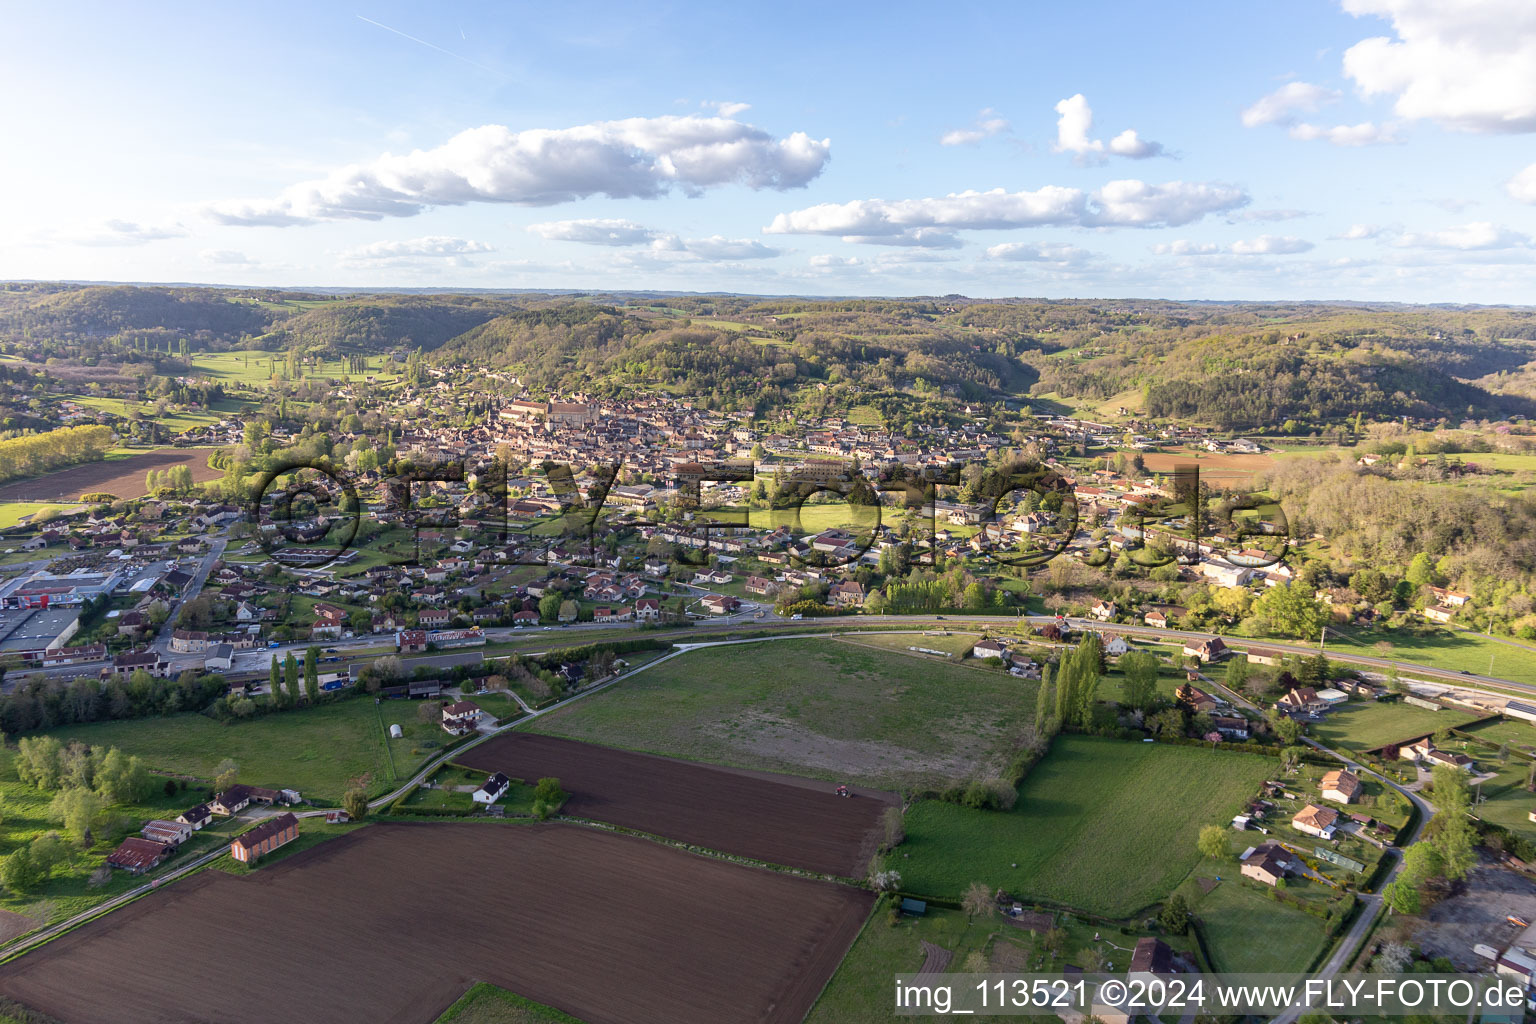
[2,624,1442,995]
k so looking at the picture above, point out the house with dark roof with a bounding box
[1128,937,1175,979]
[178,804,213,829]
[473,772,511,805]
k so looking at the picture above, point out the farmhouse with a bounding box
[1246,647,1284,667]
[1239,843,1292,887]
[1211,714,1249,739]
[829,580,865,607]
[1182,637,1227,662]
[177,804,213,829]
[230,812,299,863]
[473,772,511,805]
[972,639,1005,659]
[699,594,739,615]
[106,837,172,874]
[108,649,170,679]
[1175,683,1219,713]
[1101,633,1130,657]
[1128,937,1175,980]
[1320,769,1362,804]
[442,700,482,735]
[142,819,192,847]
[1292,803,1339,839]
[1277,687,1321,713]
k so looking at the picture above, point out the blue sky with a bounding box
[5,0,1536,301]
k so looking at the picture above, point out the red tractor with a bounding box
[836,785,851,798]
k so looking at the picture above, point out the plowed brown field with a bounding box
[0,822,872,1024]
[0,448,221,501]
[456,733,895,876]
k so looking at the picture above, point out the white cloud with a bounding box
[1153,234,1314,256]
[1241,82,1340,127]
[681,235,780,260]
[1231,208,1311,222]
[1395,221,1532,250]
[1341,0,1536,133]
[1287,120,1398,145]
[200,249,255,265]
[765,179,1246,241]
[940,109,1011,146]
[528,218,666,246]
[529,219,778,260]
[705,101,751,117]
[1333,223,1385,239]
[205,115,831,226]
[57,219,189,247]
[809,254,861,268]
[984,241,1097,264]
[1230,234,1315,255]
[1508,162,1536,203]
[1106,129,1161,158]
[1053,94,1163,161]
[1151,240,1224,256]
[341,236,495,260]
[841,229,964,249]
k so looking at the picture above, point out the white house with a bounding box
[472,772,511,805]
[972,639,1004,659]
[1292,803,1339,839]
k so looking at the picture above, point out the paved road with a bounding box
[0,626,1442,993]
[1269,743,1435,1023]
[152,535,228,659]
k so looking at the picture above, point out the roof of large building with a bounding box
[232,812,299,853]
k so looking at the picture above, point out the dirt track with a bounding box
[457,734,896,877]
[0,448,221,501]
[0,823,872,1024]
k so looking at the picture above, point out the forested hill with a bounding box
[5,282,1536,427]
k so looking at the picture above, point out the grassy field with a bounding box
[0,502,75,530]
[1307,700,1482,751]
[526,637,1040,790]
[38,699,452,803]
[434,983,586,1024]
[894,736,1273,917]
[216,817,366,875]
[1459,716,1536,754]
[191,349,402,386]
[0,746,253,932]
[1339,628,1536,685]
[806,903,1202,1024]
[1189,878,1329,973]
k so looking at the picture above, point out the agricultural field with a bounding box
[1185,877,1328,974]
[0,823,872,1024]
[1306,700,1482,752]
[525,637,1040,790]
[1349,628,1536,686]
[434,984,585,1024]
[0,746,245,932]
[1458,716,1536,755]
[894,736,1274,917]
[0,448,222,502]
[456,733,894,876]
[0,502,75,530]
[806,904,1203,1024]
[191,349,401,386]
[37,698,450,804]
